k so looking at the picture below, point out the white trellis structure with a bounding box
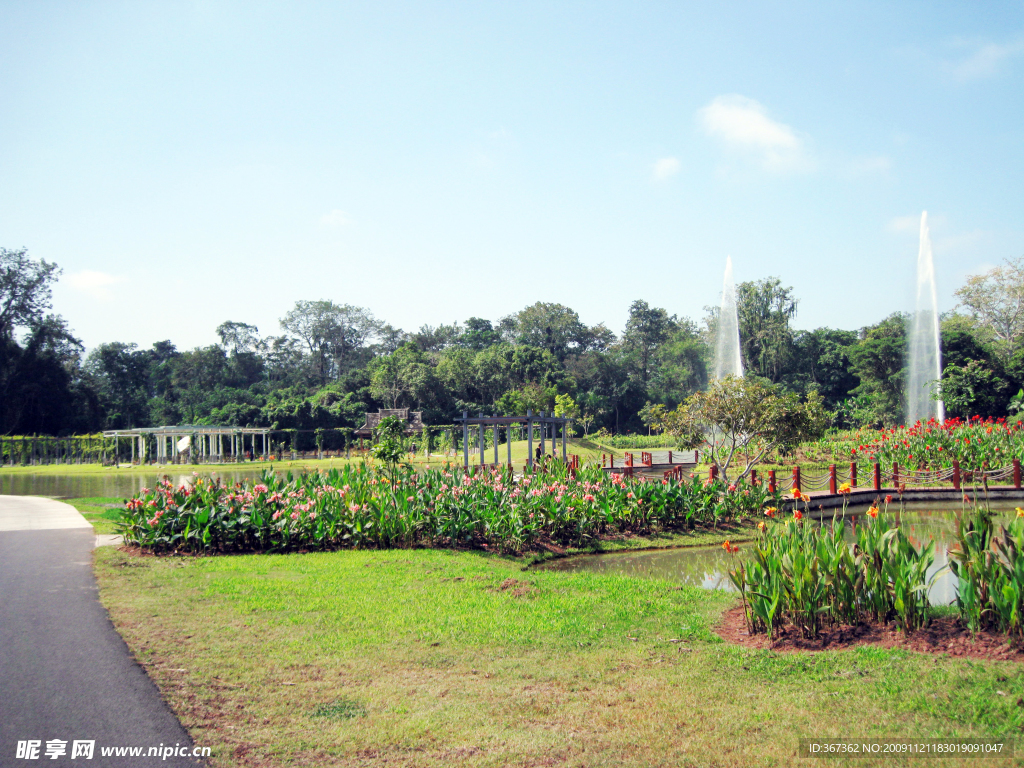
[454,410,571,469]
[102,426,272,465]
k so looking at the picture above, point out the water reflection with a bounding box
[543,504,1022,607]
[0,469,269,500]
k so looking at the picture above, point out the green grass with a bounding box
[67,496,124,534]
[95,546,1024,767]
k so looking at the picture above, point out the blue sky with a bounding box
[2,1,1022,350]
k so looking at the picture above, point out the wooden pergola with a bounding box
[102,426,272,465]
[454,410,571,469]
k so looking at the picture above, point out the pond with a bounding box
[0,469,271,500]
[542,503,1023,606]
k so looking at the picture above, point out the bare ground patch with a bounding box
[717,604,1024,662]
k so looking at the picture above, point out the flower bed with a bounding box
[812,417,1024,474]
[729,495,1024,648]
[117,463,782,554]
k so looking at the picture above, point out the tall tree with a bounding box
[847,314,906,426]
[85,342,152,428]
[622,300,675,383]
[0,247,60,342]
[736,278,797,382]
[506,302,591,361]
[280,301,380,385]
[955,256,1024,360]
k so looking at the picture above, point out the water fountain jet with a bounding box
[714,256,743,380]
[906,211,945,425]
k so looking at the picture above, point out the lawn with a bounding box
[94,545,1024,767]
[68,496,125,534]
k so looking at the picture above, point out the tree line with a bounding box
[2,246,1023,438]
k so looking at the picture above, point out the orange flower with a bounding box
[764,507,777,518]
[793,510,803,521]
[867,506,879,518]
[757,521,766,531]
[838,482,852,494]
[722,540,732,552]
[792,488,802,499]
[1016,507,1024,519]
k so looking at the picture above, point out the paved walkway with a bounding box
[0,496,203,765]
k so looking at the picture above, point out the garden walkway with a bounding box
[0,495,203,765]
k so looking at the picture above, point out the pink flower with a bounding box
[627,492,635,499]
[309,512,316,520]
[290,512,299,520]
[583,494,595,502]
[407,496,415,502]
[254,484,269,493]
[349,504,360,512]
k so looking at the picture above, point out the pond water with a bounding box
[542,503,1024,606]
[0,469,270,500]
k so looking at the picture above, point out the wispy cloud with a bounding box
[320,209,352,227]
[950,38,1024,81]
[652,157,680,180]
[66,270,126,301]
[698,95,810,172]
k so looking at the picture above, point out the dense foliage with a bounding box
[118,464,783,554]
[730,499,936,639]
[949,504,1024,644]
[5,248,1024,437]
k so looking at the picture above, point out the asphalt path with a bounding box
[0,496,204,766]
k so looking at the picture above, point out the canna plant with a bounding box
[730,497,936,639]
[118,462,784,555]
[948,498,1024,646]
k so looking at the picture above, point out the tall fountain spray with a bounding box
[906,211,945,425]
[714,256,744,380]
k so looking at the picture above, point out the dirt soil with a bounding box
[716,604,1024,662]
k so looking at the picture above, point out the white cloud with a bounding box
[66,270,126,301]
[697,94,810,172]
[652,157,680,180]
[320,209,352,227]
[950,39,1024,81]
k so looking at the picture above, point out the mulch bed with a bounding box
[716,604,1024,662]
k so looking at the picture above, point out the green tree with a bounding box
[280,300,380,385]
[736,277,797,382]
[938,360,1008,419]
[369,343,430,409]
[665,376,828,482]
[85,342,152,428]
[847,314,906,426]
[623,299,675,384]
[0,247,61,342]
[506,302,591,361]
[955,256,1024,360]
